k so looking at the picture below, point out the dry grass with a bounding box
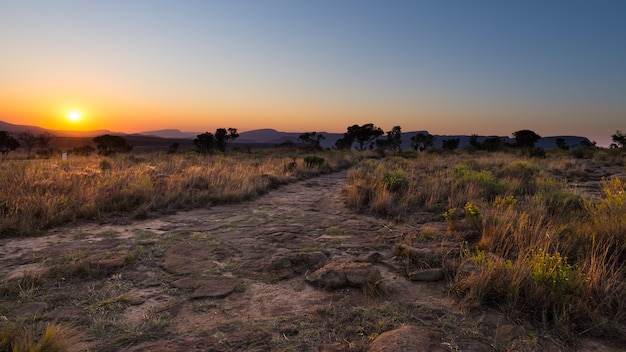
[346,148,626,340]
[0,150,354,237]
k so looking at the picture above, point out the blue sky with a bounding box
[1,0,624,145]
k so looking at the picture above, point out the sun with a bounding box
[67,110,82,122]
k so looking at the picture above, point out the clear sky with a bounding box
[1,1,624,145]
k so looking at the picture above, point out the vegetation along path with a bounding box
[0,169,621,351]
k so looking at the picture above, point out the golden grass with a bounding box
[346,148,626,339]
[0,150,355,237]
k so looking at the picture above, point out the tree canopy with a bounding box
[336,123,383,150]
[410,132,434,151]
[195,128,239,154]
[215,128,239,152]
[512,130,541,148]
[0,131,20,161]
[611,130,626,148]
[376,126,402,155]
[298,132,325,150]
[194,132,215,155]
[93,134,133,155]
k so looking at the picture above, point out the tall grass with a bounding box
[0,150,354,237]
[345,150,626,339]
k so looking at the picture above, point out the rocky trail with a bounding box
[0,170,620,351]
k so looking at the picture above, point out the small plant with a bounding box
[442,207,458,232]
[98,158,112,171]
[380,170,408,192]
[325,226,348,235]
[0,322,79,352]
[463,202,482,231]
[528,250,579,299]
[303,155,325,169]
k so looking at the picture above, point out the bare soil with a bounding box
[0,170,622,351]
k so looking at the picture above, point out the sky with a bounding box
[1,1,625,146]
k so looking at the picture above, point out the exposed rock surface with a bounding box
[305,261,382,290]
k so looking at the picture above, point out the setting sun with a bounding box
[67,110,82,122]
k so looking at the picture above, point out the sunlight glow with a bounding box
[67,110,82,122]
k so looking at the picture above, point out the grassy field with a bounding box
[0,149,354,237]
[1,146,625,349]
[345,147,626,340]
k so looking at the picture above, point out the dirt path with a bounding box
[0,170,620,351]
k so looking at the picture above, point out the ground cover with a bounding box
[1,148,624,351]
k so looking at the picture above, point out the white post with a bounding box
[62,153,67,160]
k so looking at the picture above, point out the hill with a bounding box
[1,120,593,151]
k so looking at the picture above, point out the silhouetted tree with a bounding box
[215,128,239,152]
[442,138,460,151]
[335,133,355,150]
[72,145,95,156]
[410,132,434,151]
[93,134,133,155]
[35,132,55,159]
[482,137,503,152]
[298,132,325,150]
[194,132,215,155]
[168,142,180,154]
[469,134,481,150]
[17,131,39,159]
[0,131,20,161]
[611,130,626,148]
[385,126,402,154]
[345,123,384,151]
[512,130,541,148]
[556,138,569,150]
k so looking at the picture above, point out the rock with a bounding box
[407,268,445,282]
[269,254,292,269]
[319,342,349,351]
[455,337,494,352]
[305,262,382,290]
[368,325,448,352]
[95,255,127,270]
[296,251,328,268]
[192,277,241,299]
[10,302,48,318]
[162,242,220,275]
[48,306,85,321]
[394,244,433,259]
[171,276,241,298]
[356,251,384,263]
[269,251,328,277]
[495,324,527,343]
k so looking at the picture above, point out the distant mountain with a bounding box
[0,120,50,135]
[138,129,198,139]
[1,120,592,150]
[0,120,115,137]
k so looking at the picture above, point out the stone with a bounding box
[495,324,527,343]
[190,277,241,299]
[10,302,48,318]
[48,306,85,321]
[407,268,445,282]
[305,262,382,290]
[368,325,448,352]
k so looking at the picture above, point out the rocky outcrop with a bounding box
[305,262,382,290]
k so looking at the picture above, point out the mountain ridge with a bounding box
[0,120,592,150]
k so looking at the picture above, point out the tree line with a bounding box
[1,126,624,161]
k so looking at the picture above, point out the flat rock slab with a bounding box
[10,302,48,318]
[306,262,382,290]
[47,305,85,320]
[162,241,219,274]
[368,325,448,352]
[407,268,445,282]
[172,276,241,298]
